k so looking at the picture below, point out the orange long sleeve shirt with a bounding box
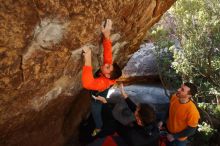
[82,38,116,91]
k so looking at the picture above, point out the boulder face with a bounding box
[121,43,161,84]
[123,43,158,77]
[0,0,176,146]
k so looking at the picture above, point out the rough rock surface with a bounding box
[0,0,176,145]
[123,43,157,77]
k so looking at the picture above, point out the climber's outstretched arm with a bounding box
[102,19,113,65]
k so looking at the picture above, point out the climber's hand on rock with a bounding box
[82,46,91,66]
[82,46,91,55]
[101,19,112,39]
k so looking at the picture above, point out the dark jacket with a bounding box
[116,98,160,146]
[93,97,160,146]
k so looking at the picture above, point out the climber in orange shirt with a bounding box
[82,19,122,135]
[82,19,122,92]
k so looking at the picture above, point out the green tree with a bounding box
[149,1,220,144]
[170,0,220,103]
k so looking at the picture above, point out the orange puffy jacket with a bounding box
[82,38,116,92]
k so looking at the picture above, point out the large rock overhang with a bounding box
[0,0,176,145]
